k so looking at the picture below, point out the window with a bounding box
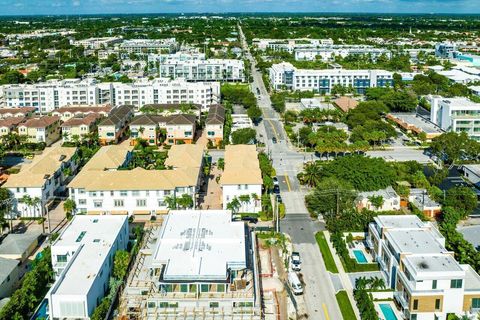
[210,302,219,308]
[451,279,463,288]
[114,199,124,207]
[147,302,156,308]
[413,299,418,310]
[201,284,209,292]
[159,302,168,308]
[435,299,440,310]
[136,199,146,207]
[78,199,86,205]
[411,315,417,320]
[120,191,128,196]
[57,255,68,263]
[180,284,188,292]
[432,280,437,289]
[132,191,140,196]
[94,201,102,208]
[472,298,480,309]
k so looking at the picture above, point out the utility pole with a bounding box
[336,188,340,216]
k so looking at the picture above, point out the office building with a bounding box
[435,42,458,59]
[122,210,260,319]
[367,215,480,320]
[48,215,128,319]
[269,62,393,94]
[428,95,480,141]
[253,38,333,53]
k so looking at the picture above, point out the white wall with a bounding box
[222,184,262,213]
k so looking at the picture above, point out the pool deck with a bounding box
[345,238,374,263]
[375,301,403,320]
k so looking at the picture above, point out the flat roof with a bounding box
[51,215,127,296]
[386,229,446,255]
[152,210,246,281]
[403,254,463,275]
[374,215,425,230]
[463,164,480,177]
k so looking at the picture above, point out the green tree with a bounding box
[231,128,256,145]
[176,194,194,209]
[63,199,76,219]
[444,186,478,217]
[306,177,357,218]
[113,250,130,280]
[368,195,384,210]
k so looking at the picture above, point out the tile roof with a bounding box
[166,114,196,125]
[0,230,41,256]
[206,104,225,125]
[54,105,112,114]
[0,107,36,115]
[61,113,101,127]
[333,96,359,113]
[0,116,26,128]
[165,144,204,169]
[220,144,263,185]
[98,105,133,126]
[20,116,60,128]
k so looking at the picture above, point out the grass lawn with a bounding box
[336,290,356,320]
[315,232,339,273]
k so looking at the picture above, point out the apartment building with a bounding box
[18,116,61,146]
[428,95,480,141]
[205,104,225,146]
[51,104,112,122]
[435,42,458,59]
[294,45,391,62]
[0,107,36,119]
[68,143,204,216]
[130,113,196,145]
[61,113,102,143]
[71,37,122,49]
[269,62,393,94]
[120,38,178,54]
[367,215,480,320]
[97,105,134,145]
[0,78,220,112]
[0,116,26,136]
[122,210,260,320]
[4,146,78,217]
[48,215,128,319]
[253,38,334,53]
[148,53,245,82]
[220,145,262,213]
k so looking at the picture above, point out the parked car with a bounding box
[276,194,282,203]
[241,216,258,224]
[273,185,280,194]
[272,137,277,144]
[290,252,301,271]
[288,272,304,295]
[273,176,279,186]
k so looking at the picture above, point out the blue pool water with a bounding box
[379,304,398,320]
[353,250,368,263]
[31,299,48,320]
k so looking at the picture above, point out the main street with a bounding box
[239,25,344,320]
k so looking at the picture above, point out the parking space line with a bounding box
[322,303,331,320]
[284,174,292,192]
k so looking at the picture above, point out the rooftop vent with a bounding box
[418,262,429,270]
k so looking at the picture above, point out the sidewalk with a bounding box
[323,231,361,320]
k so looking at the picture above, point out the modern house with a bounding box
[408,188,442,218]
[462,164,480,188]
[205,104,225,147]
[122,210,261,319]
[61,113,102,143]
[367,215,480,320]
[97,105,134,145]
[269,62,393,94]
[356,186,401,212]
[18,116,61,146]
[4,146,78,217]
[48,215,129,319]
[220,145,262,213]
[68,143,204,216]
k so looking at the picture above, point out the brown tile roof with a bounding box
[130,114,167,126]
[167,114,196,125]
[0,116,26,128]
[21,116,60,128]
[0,107,36,115]
[55,105,112,114]
[333,96,359,113]
[61,113,101,127]
[206,104,225,125]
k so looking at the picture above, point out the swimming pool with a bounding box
[353,249,368,263]
[379,303,398,320]
[31,299,48,320]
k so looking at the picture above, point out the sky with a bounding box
[0,0,479,15]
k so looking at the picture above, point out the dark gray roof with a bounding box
[206,104,225,125]
[0,231,41,256]
[142,103,201,111]
[99,105,134,126]
[167,114,196,125]
[0,257,18,283]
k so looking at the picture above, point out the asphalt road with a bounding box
[239,25,343,320]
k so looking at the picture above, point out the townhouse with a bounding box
[367,215,480,320]
[428,95,480,141]
[409,188,442,218]
[18,116,61,146]
[122,210,261,320]
[130,113,196,145]
[97,105,134,145]
[269,62,393,94]
[51,104,112,122]
[0,116,26,136]
[220,145,262,213]
[205,104,225,146]
[68,143,204,216]
[0,78,220,112]
[48,215,128,319]
[61,113,102,143]
[0,107,36,119]
[149,52,245,82]
[4,146,78,217]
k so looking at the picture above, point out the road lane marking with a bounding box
[322,303,331,320]
[284,174,292,192]
[267,119,280,140]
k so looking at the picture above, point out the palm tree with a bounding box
[20,194,32,217]
[238,194,251,212]
[299,161,322,187]
[63,199,76,219]
[31,197,41,217]
[226,197,241,214]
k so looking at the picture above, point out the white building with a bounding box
[122,210,260,319]
[4,146,78,218]
[269,62,393,94]
[48,215,129,319]
[120,38,178,54]
[148,53,245,82]
[0,78,220,112]
[356,186,401,212]
[428,95,480,141]
[71,37,122,50]
[220,145,262,213]
[435,42,458,59]
[294,45,391,62]
[462,164,480,188]
[367,215,480,320]
[68,143,204,216]
[252,38,333,53]
[231,114,253,133]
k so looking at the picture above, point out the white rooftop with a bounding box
[386,229,446,255]
[374,215,425,230]
[51,215,128,296]
[152,210,246,281]
[403,254,464,276]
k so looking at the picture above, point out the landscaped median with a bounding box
[336,290,357,320]
[315,232,339,273]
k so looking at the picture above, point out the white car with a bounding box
[288,272,304,295]
[290,252,301,271]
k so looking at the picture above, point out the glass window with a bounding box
[57,255,68,263]
[132,191,140,196]
[435,299,440,310]
[217,284,225,292]
[114,199,124,207]
[180,284,188,292]
[411,315,417,320]
[413,299,418,310]
[472,298,480,309]
[120,191,128,196]
[432,280,437,289]
[147,302,155,308]
[210,302,219,308]
[201,284,209,292]
[94,201,102,208]
[136,199,146,207]
[451,279,463,288]
[159,302,168,308]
